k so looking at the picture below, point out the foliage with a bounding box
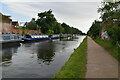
[53,22,64,34]
[61,23,83,34]
[47,29,54,35]
[25,18,38,30]
[98,1,120,43]
[23,9,83,34]
[54,37,87,78]
[36,9,57,34]
[88,1,120,42]
[106,26,120,44]
[87,20,102,39]
[98,1,120,21]
[36,9,83,34]
[61,23,71,34]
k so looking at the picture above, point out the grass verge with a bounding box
[54,37,87,78]
[94,37,120,62]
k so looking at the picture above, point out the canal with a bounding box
[1,36,85,78]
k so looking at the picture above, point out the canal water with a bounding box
[1,36,85,78]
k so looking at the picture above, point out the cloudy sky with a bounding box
[0,0,103,33]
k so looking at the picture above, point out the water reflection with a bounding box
[60,36,78,41]
[2,46,19,66]
[37,40,55,65]
[2,46,19,62]
[2,36,86,78]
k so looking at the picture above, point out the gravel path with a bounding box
[86,37,119,78]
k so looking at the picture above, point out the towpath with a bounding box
[86,37,119,78]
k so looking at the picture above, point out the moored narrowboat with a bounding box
[51,34,60,39]
[0,34,21,47]
[21,34,50,42]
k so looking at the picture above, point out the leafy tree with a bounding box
[106,26,120,44]
[61,22,83,34]
[88,1,120,41]
[98,1,120,42]
[47,29,54,35]
[53,23,64,34]
[61,23,71,34]
[36,9,57,34]
[25,18,37,30]
[98,1,120,21]
[32,9,84,35]
[87,21,102,39]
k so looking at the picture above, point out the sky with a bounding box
[0,0,104,33]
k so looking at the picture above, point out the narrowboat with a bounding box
[21,34,50,42]
[0,34,21,47]
[51,34,60,39]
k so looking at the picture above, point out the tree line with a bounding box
[24,9,84,35]
[87,1,120,44]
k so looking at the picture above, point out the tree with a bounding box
[107,27,120,43]
[25,18,37,30]
[36,9,57,34]
[88,1,120,42]
[61,23,71,34]
[87,20,102,39]
[98,1,120,21]
[98,1,120,42]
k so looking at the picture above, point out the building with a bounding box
[0,13,42,34]
[0,13,13,34]
[11,21,23,34]
[12,21,19,28]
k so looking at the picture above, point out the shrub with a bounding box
[106,26,120,44]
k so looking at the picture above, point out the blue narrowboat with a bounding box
[21,34,60,42]
[21,34,50,42]
[51,35,60,39]
[0,34,21,47]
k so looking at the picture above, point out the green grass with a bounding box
[54,37,87,78]
[94,37,120,62]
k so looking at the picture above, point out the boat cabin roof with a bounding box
[1,34,18,36]
[31,35,48,38]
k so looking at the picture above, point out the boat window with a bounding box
[10,36,14,40]
[25,35,32,38]
[32,36,34,38]
[3,36,10,40]
[40,36,42,38]
[14,36,18,39]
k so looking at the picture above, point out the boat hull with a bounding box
[0,34,21,48]
[1,41,20,48]
[21,38,50,43]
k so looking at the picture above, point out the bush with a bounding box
[106,27,120,44]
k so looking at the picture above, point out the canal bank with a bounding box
[54,37,87,78]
